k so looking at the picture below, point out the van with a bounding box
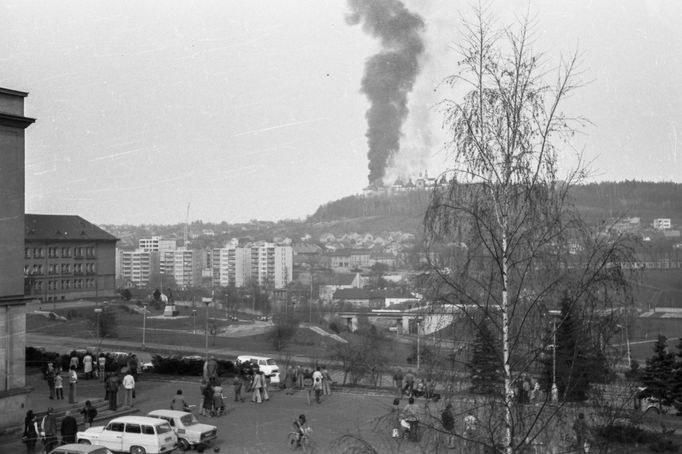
[236,355,280,384]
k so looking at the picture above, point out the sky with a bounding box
[0,0,680,225]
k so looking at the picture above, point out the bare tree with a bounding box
[424,5,634,453]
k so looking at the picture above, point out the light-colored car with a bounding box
[77,415,177,454]
[49,444,114,454]
[236,355,280,384]
[147,409,217,452]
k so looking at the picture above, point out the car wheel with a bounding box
[130,446,146,454]
[196,444,206,453]
[178,439,191,451]
[78,439,91,444]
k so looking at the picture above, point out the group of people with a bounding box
[283,365,332,405]
[44,362,79,404]
[22,401,99,454]
[392,368,436,400]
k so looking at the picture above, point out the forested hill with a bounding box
[308,181,682,233]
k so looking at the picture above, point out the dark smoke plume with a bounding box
[347,0,425,185]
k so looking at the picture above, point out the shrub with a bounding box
[151,355,235,377]
[650,439,679,453]
[595,424,655,444]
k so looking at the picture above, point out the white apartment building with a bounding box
[138,236,177,252]
[653,218,672,230]
[118,249,159,287]
[163,247,203,288]
[212,241,293,289]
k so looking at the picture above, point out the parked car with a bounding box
[637,387,681,415]
[77,415,177,454]
[147,409,217,452]
[236,355,280,384]
[49,444,114,454]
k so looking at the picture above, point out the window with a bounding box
[61,247,71,258]
[142,425,156,435]
[106,422,124,432]
[25,248,31,259]
[61,264,71,274]
[125,423,141,434]
[48,264,56,275]
[156,423,172,434]
[48,247,58,258]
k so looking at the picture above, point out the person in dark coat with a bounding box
[60,410,78,444]
[441,403,455,448]
[22,410,38,454]
[41,407,58,453]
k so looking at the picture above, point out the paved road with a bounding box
[2,370,415,453]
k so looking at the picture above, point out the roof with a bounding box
[333,288,378,300]
[293,243,322,254]
[25,214,118,242]
[107,415,170,425]
[147,409,191,418]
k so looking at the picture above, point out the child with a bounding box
[293,414,308,447]
[54,370,64,400]
[80,400,98,428]
[232,375,244,402]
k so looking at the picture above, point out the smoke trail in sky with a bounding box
[347,0,425,185]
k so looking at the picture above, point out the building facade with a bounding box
[212,241,293,289]
[118,249,159,288]
[0,87,35,431]
[24,214,118,302]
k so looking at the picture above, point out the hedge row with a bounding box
[26,346,129,374]
[151,355,236,377]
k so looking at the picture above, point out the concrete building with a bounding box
[24,214,118,302]
[163,248,203,288]
[0,87,34,432]
[212,241,293,289]
[118,249,159,288]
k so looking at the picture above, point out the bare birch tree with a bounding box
[424,6,634,453]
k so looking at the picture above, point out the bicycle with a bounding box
[287,426,315,453]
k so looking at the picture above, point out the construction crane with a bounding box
[184,202,190,247]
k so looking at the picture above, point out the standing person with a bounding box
[68,365,78,404]
[106,373,120,410]
[204,356,218,382]
[127,354,139,378]
[295,365,303,389]
[251,371,263,403]
[441,403,455,449]
[22,410,38,454]
[45,362,56,399]
[69,353,79,372]
[202,381,214,416]
[212,381,225,415]
[312,367,323,404]
[123,371,135,407]
[199,379,208,415]
[80,400,98,428]
[573,412,590,453]
[41,407,58,453]
[260,371,270,401]
[83,352,93,379]
[302,369,313,406]
[60,410,78,444]
[464,413,478,453]
[284,366,295,395]
[232,374,244,402]
[322,365,332,396]
[98,354,106,381]
[54,369,64,400]
[403,370,415,397]
[393,368,403,398]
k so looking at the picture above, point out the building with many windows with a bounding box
[163,247,204,288]
[118,249,159,288]
[24,214,118,302]
[0,87,34,431]
[212,241,293,289]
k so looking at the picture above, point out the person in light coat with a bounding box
[123,372,135,407]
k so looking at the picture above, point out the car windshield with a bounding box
[266,359,276,365]
[156,423,172,434]
[180,414,199,426]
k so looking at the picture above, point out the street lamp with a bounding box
[94,308,102,346]
[416,317,422,370]
[142,302,148,348]
[192,309,197,335]
[551,320,558,403]
[202,297,212,361]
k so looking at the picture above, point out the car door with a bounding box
[100,421,125,452]
[123,423,143,452]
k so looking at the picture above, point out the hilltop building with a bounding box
[24,214,119,302]
[0,87,34,431]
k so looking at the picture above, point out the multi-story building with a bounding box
[118,249,159,288]
[24,214,118,302]
[653,218,672,230]
[138,236,177,253]
[0,87,34,431]
[212,241,293,289]
[163,247,203,288]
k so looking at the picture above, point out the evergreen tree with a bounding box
[467,319,504,395]
[671,338,682,405]
[547,295,608,402]
[640,335,675,406]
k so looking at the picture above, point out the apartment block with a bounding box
[212,241,293,289]
[118,249,159,287]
